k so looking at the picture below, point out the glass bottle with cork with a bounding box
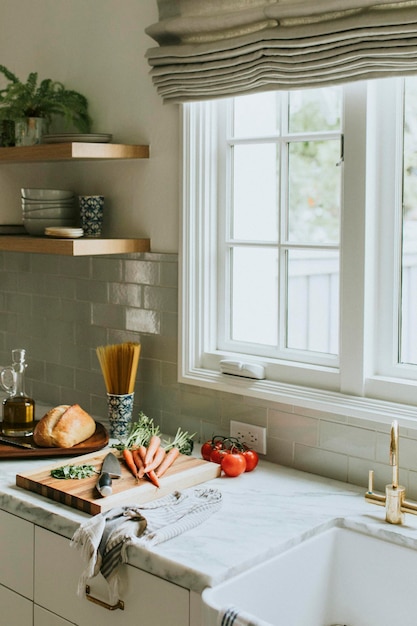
[0,349,35,436]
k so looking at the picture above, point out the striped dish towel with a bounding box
[218,606,274,626]
[71,487,222,603]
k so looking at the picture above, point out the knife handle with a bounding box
[97,472,112,497]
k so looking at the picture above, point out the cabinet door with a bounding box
[0,583,33,626]
[34,605,75,626]
[190,590,203,626]
[35,526,189,626]
[0,509,34,599]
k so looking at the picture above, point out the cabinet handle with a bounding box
[85,585,125,611]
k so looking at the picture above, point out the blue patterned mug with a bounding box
[79,195,104,237]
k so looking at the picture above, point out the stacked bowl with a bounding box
[21,188,77,236]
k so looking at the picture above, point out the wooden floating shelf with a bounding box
[0,142,150,163]
[0,236,151,256]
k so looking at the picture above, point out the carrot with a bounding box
[135,445,148,479]
[137,445,147,461]
[144,434,161,466]
[155,447,180,478]
[123,448,138,480]
[146,469,160,488]
[137,443,160,487]
[144,445,165,473]
[132,449,145,478]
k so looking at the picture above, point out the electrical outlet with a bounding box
[230,420,267,454]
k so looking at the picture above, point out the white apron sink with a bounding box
[202,525,417,626]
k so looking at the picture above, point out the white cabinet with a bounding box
[34,526,190,626]
[34,605,75,626]
[0,507,198,626]
[0,584,33,626]
[0,509,34,626]
[0,509,34,599]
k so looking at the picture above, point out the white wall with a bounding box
[0,0,180,252]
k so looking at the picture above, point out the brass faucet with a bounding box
[365,420,417,524]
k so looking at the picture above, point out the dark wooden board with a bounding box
[16,449,221,515]
[0,422,108,459]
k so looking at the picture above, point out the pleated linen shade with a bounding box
[146,0,417,102]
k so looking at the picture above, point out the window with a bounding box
[180,77,417,415]
[218,89,342,364]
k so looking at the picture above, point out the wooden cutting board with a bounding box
[16,449,221,515]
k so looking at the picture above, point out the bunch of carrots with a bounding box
[115,413,194,489]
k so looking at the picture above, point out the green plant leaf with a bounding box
[0,65,92,132]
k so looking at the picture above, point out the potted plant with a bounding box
[0,65,92,146]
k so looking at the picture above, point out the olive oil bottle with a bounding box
[0,349,35,436]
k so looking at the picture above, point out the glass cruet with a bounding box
[0,348,35,436]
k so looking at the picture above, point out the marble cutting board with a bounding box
[16,449,221,515]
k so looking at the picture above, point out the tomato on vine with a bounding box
[221,451,246,477]
[242,447,259,472]
[210,446,228,464]
[201,436,225,461]
[201,434,259,476]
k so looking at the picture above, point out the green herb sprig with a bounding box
[112,411,160,450]
[164,427,195,456]
[51,464,96,480]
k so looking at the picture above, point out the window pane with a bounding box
[400,77,417,365]
[231,247,278,345]
[288,140,341,244]
[287,249,339,354]
[234,92,280,137]
[289,87,342,133]
[233,144,279,241]
[222,87,343,365]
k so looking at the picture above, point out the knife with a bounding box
[96,452,122,497]
[0,435,36,449]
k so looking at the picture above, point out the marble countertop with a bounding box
[1,439,417,594]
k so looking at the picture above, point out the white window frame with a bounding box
[179,79,417,424]
[365,77,417,406]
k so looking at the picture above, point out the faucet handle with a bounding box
[365,468,385,506]
[367,469,374,493]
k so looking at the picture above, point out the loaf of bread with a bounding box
[33,404,96,448]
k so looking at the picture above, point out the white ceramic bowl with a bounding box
[23,218,76,236]
[22,198,74,207]
[21,188,74,201]
[22,206,76,219]
[22,201,74,211]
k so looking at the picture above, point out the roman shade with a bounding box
[145,0,417,102]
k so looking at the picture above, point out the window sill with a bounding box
[180,367,417,427]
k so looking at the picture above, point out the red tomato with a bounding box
[242,448,259,472]
[202,437,225,461]
[221,452,246,477]
[201,441,214,461]
[210,447,228,464]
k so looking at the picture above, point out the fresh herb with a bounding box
[112,411,160,450]
[111,411,195,456]
[164,427,195,456]
[51,464,96,480]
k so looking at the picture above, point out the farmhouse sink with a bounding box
[202,525,417,626]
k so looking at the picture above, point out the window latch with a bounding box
[336,135,344,166]
[220,360,266,380]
